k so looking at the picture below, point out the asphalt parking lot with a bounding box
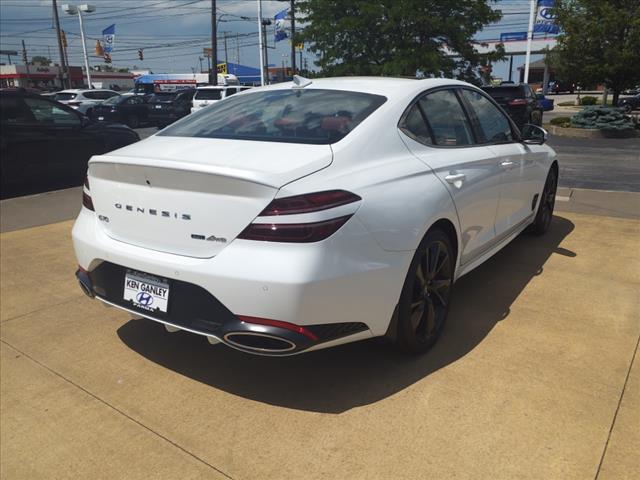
[1,184,639,478]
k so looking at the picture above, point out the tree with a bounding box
[548,0,640,105]
[297,0,504,83]
[31,56,51,65]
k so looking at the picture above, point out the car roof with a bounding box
[254,77,476,102]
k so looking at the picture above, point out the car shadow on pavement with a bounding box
[117,216,575,414]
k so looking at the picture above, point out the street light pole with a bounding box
[258,0,265,86]
[211,0,218,85]
[77,8,92,88]
[62,4,95,89]
[524,0,536,84]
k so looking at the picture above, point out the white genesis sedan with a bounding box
[73,77,558,356]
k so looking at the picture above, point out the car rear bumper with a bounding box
[72,208,412,354]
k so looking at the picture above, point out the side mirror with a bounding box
[521,124,548,145]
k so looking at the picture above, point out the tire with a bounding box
[529,167,558,235]
[623,104,632,113]
[394,228,455,354]
[126,115,140,129]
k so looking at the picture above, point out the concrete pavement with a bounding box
[1,195,639,478]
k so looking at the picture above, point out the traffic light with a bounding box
[104,53,112,64]
[95,40,104,57]
[138,49,144,61]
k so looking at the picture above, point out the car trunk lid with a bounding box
[88,136,333,258]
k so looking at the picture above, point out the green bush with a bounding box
[570,106,634,131]
[550,116,571,127]
[580,96,597,105]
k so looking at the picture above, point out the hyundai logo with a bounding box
[539,7,555,19]
[136,291,153,306]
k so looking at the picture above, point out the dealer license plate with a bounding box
[123,271,170,313]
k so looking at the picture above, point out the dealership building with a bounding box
[0,64,135,90]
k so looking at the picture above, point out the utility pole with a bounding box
[290,0,295,74]
[223,31,228,66]
[262,20,270,84]
[211,0,218,85]
[236,33,240,73]
[52,0,69,88]
[257,0,265,86]
[77,8,92,88]
[22,40,32,87]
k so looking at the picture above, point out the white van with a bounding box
[190,85,251,114]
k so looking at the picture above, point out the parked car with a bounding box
[53,89,120,116]
[88,93,150,128]
[73,77,557,357]
[0,91,139,199]
[535,93,555,111]
[547,81,576,94]
[481,84,543,128]
[619,94,640,113]
[190,85,251,113]
[622,86,640,95]
[147,89,195,128]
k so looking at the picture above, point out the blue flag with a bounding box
[274,9,288,42]
[102,24,116,53]
[534,0,559,34]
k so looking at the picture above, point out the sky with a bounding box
[0,0,550,79]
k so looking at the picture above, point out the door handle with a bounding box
[444,173,466,185]
[500,160,515,168]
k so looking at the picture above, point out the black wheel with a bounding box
[623,104,632,113]
[126,115,140,129]
[529,167,558,235]
[395,228,454,354]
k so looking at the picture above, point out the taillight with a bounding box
[238,216,352,243]
[238,190,361,243]
[82,175,94,211]
[259,190,361,216]
[508,99,527,106]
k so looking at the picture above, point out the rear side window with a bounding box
[159,89,387,145]
[400,104,432,144]
[54,92,77,101]
[195,89,223,100]
[82,91,100,100]
[225,88,238,97]
[461,89,514,144]
[419,90,474,146]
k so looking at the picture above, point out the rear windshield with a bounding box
[159,89,387,145]
[102,95,126,105]
[54,92,77,101]
[195,89,223,100]
[481,87,523,99]
[149,92,179,103]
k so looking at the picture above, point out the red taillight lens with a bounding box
[508,99,527,106]
[238,215,352,243]
[237,315,319,341]
[260,190,361,216]
[82,191,94,211]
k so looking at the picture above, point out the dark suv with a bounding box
[480,84,543,129]
[147,89,196,128]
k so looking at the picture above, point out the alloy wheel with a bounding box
[409,239,453,342]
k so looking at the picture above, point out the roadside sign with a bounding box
[500,32,527,42]
[203,47,212,57]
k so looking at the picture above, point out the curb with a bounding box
[545,124,638,139]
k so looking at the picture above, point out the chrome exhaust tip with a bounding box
[224,332,296,354]
[76,268,95,299]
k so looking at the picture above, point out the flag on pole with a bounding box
[534,0,559,34]
[102,24,116,53]
[274,8,289,42]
